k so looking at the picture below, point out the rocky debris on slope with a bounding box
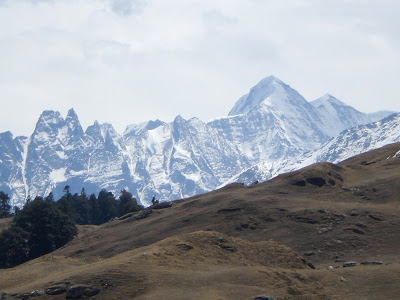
[0,284,99,300]
[117,213,133,220]
[327,260,385,269]
[134,209,153,220]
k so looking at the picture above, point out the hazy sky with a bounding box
[1,0,399,137]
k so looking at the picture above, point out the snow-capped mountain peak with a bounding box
[311,93,372,137]
[311,93,346,108]
[65,108,84,138]
[124,119,165,137]
[228,75,301,116]
[34,110,63,132]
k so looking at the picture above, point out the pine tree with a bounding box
[0,226,29,268]
[96,189,118,224]
[0,191,11,218]
[89,193,99,225]
[14,196,77,260]
[0,197,77,268]
[118,189,143,216]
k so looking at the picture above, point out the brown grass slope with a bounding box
[1,142,400,299]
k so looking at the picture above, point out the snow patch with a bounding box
[56,151,66,159]
[57,126,68,142]
[49,168,67,183]
[70,170,85,176]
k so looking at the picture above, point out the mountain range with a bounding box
[0,75,397,206]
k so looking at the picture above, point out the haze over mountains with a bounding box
[0,76,397,206]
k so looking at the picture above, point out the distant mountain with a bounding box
[212,76,328,165]
[0,76,396,207]
[368,110,397,122]
[310,93,372,136]
[230,112,400,185]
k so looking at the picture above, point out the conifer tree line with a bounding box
[0,187,143,268]
[0,186,144,224]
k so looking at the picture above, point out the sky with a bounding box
[0,0,399,137]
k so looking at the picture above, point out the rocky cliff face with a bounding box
[0,76,395,206]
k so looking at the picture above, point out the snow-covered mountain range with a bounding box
[0,76,397,206]
[231,112,400,185]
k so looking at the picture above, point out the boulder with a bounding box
[289,215,318,224]
[46,286,67,295]
[220,245,236,252]
[343,261,356,267]
[66,286,99,299]
[361,261,383,265]
[134,209,153,220]
[85,287,100,297]
[176,243,194,251]
[294,275,306,281]
[343,228,365,235]
[30,290,44,297]
[118,213,133,220]
[355,223,367,229]
[307,262,316,269]
[369,215,383,221]
[254,296,276,300]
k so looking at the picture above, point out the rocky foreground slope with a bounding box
[1,142,400,299]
